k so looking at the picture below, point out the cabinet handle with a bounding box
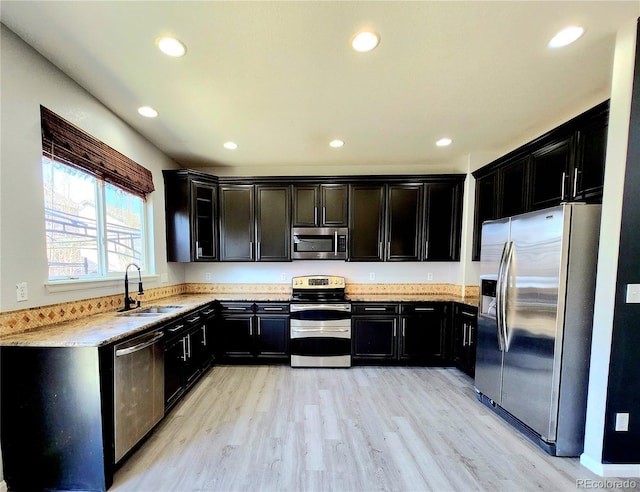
[425,241,429,258]
[257,319,261,336]
[202,309,215,315]
[573,170,580,199]
[181,337,187,361]
[187,316,201,323]
[461,311,475,318]
[314,206,318,225]
[227,307,249,311]
[402,319,406,338]
[169,324,185,332]
[202,326,207,346]
[186,334,192,358]
[364,307,386,311]
[323,206,326,225]
[469,325,474,346]
[262,307,284,311]
[414,307,435,312]
[257,241,261,259]
[561,171,566,201]
[195,240,200,259]
[393,324,397,338]
[464,324,469,347]
[379,241,383,259]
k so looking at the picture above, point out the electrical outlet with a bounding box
[369,272,375,281]
[280,273,286,281]
[161,273,169,283]
[16,282,28,302]
[205,272,212,281]
[615,412,629,432]
[427,272,433,281]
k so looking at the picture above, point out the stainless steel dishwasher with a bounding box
[113,329,164,463]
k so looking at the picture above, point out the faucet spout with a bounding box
[119,263,143,312]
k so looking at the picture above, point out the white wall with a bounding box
[581,19,638,477]
[0,25,184,313]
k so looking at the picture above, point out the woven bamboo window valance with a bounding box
[40,106,155,198]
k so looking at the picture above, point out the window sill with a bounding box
[45,275,160,294]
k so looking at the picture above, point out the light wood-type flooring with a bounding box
[111,365,639,492]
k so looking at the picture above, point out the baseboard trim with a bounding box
[580,454,640,478]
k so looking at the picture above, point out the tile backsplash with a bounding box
[0,283,478,338]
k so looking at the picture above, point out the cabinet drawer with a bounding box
[400,303,444,315]
[255,303,289,314]
[219,302,255,314]
[352,303,399,314]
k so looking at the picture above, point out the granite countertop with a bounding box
[0,292,477,348]
[0,294,215,348]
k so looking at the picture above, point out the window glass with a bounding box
[105,182,145,272]
[43,157,147,280]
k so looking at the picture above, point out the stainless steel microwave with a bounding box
[291,227,348,260]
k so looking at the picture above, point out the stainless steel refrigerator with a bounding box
[475,203,601,456]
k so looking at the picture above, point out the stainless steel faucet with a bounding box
[119,262,144,312]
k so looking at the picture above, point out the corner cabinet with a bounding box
[163,170,218,262]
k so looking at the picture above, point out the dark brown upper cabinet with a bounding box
[349,184,386,261]
[472,100,609,260]
[219,183,291,262]
[163,170,218,262]
[386,184,423,261]
[423,181,463,261]
[293,184,348,227]
[219,184,255,261]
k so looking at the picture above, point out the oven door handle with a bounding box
[291,327,350,333]
[290,304,351,313]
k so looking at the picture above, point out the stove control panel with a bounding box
[292,275,345,289]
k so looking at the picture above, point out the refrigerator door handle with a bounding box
[495,241,509,352]
[501,241,515,352]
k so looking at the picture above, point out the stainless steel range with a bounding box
[289,275,351,368]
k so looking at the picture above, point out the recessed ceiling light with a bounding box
[436,138,452,147]
[351,31,379,52]
[548,26,585,48]
[223,141,238,150]
[329,139,345,148]
[156,36,187,57]
[138,106,158,118]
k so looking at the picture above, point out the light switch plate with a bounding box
[615,412,630,432]
[626,284,640,303]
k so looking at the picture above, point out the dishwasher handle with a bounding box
[115,331,164,357]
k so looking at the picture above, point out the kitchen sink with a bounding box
[120,305,184,316]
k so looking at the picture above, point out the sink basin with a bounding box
[119,305,184,316]
[137,305,184,314]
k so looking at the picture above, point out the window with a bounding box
[40,106,154,281]
[43,157,147,279]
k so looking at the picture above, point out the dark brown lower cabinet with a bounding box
[352,302,458,366]
[218,302,289,362]
[399,302,450,365]
[452,304,478,377]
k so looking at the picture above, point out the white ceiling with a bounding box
[1,1,639,175]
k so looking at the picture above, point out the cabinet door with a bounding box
[256,185,291,261]
[423,181,462,261]
[349,184,385,261]
[191,180,218,261]
[472,170,498,261]
[352,317,397,362]
[574,112,608,201]
[255,315,290,358]
[399,304,448,364]
[219,185,255,261]
[499,156,530,218]
[453,305,478,377]
[164,336,186,408]
[220,315,254,358]
[386,184,423,261]
[530,138,573,210]
[321,184,348,226]
[292,185,319,226]
[184,327,205,386]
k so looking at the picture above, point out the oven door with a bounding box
[289,303,351,367]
